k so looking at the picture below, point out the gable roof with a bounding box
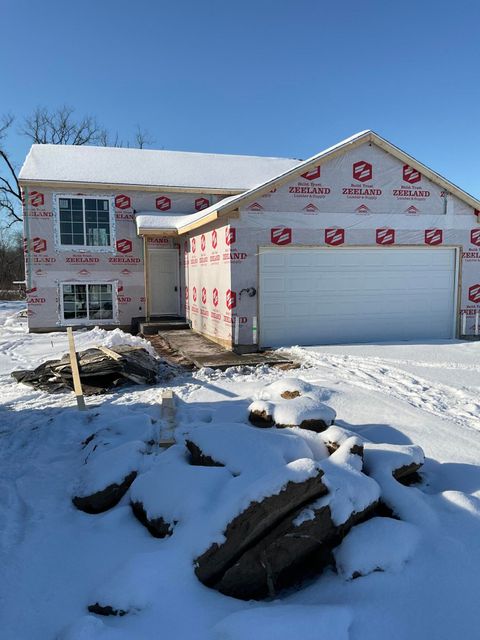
[137,130,479,235]
[18,144,302,192]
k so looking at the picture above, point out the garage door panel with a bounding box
[259,248,457,347]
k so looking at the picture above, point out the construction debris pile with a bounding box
[69,377,424,614]
[12,345,160,395]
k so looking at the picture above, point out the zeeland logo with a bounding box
[376,228,395,245]
[191,238,196,253]
[403,165,421,184]
[195,197,210,211]
[212,287,219,307]
[32,237,47,253]
[201,287,207,305]
[115,194,131,210]
[300,166,321,181]
[29,191,45,207]
[225,227,236,246]
[192,286,197,302]
[226,289,237,310]
[303,203,319,213]
[325,228,345,246]
[116,238,133,254]
[156,196,171,211]
[425,229,443,246]
[271,227,292,245]
[352,161,373,183]
[471,229,480,247]
[468,284,480,304]
[211,229,218,249]
[247,202,264,211]
[201,234,206,252]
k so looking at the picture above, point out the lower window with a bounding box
[61,283,115,322]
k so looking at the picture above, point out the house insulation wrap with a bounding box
[21,188,226,331]
[181,137,480,349]
[19,131,480,348]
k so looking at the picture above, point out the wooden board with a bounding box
[67,327,86,410]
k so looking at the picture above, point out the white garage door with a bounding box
[259,247,457,347]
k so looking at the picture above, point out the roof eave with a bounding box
[18,177,243,196]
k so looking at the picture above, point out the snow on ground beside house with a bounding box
[1,301,480,639]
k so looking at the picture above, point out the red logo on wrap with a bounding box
[376,228,395,245]
[353,161,372,182]
[226,289,236,310]
[116,239,132,253]
[406,205,419,215]
[211,229,218,249]
[213,287,219,307]
[191,238,196,253]
[185,286,189,300]
[356,204,370,214]
[201,287,207,305]
[192,287,197,302]
[195,197,210,211]
[271,226,292,245]
[201,234,206,252]
[29,191,44,207]
[225,227,236,246]
[425,229,443,245]
[303,203,319,212]
[32,237,47,253]
[469,284,480,303]
[301,166,321,181]
[403,165,421,184]
[325,228,345,246]
[471,229,480,247]
[156,196,171,211]
[115,194,131,209]
[247,202,264,211]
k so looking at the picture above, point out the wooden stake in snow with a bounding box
[67,326,86,411]
[160,389,176,447]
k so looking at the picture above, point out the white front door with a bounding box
[149,249,180,315]
[259,247,458,347]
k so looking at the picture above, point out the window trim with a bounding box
[59,281,119,325]
[53,193,116,252]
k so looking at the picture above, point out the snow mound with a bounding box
[335,517,420,579]
[213,604,352,640]
[83,413,156,454]
[184,422,321,475]
[364,442,425,478]
[296,437,380,527]
[249,377,336,428]
[130,445,232,527]
[74,326,158,358]
[75,440,145,498]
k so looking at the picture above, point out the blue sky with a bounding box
[2,0,480,196]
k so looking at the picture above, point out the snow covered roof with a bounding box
[18,144,302,192]
[136,195,239,235]
[173,130,480,231]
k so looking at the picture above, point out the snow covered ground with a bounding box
[1,300,480,639]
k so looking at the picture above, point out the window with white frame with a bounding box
[58,197,111,247]
[61,283,114,322]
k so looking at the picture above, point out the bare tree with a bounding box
[0,115,22,224]
[20,106,108,146]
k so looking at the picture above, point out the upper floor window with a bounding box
[58,197,111,247]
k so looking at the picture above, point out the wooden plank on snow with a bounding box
[67,326,86,411]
